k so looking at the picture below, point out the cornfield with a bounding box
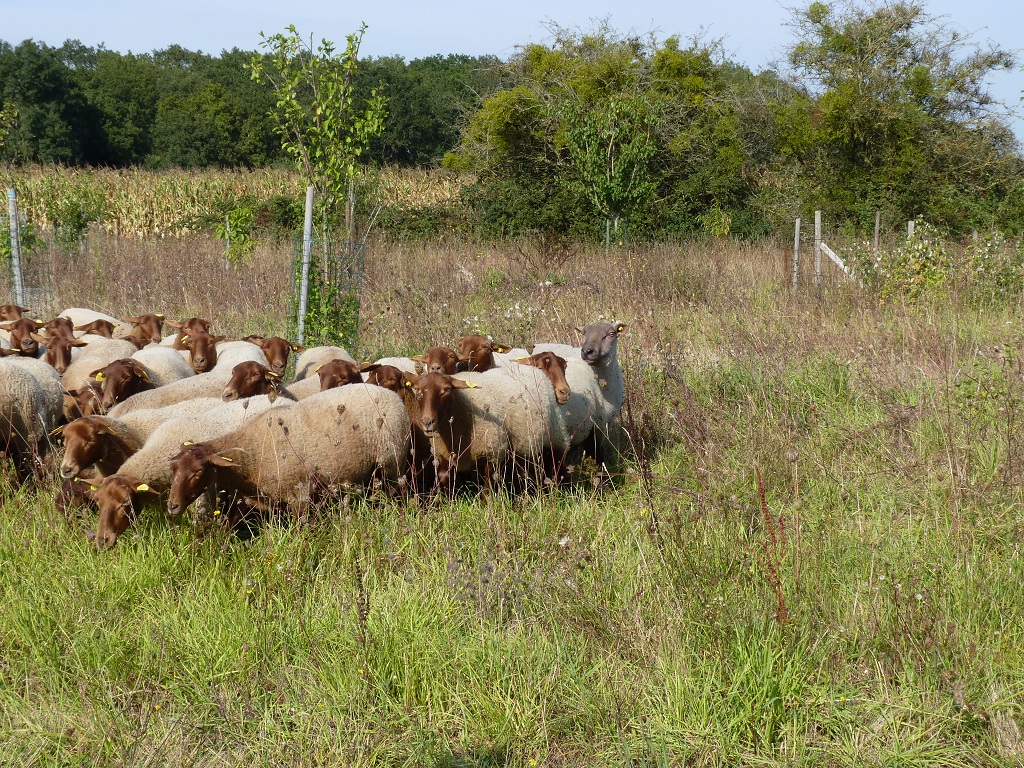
[6,165,470,238]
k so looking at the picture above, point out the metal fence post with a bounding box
[7,188,25,306]
[792,218,800,295]
[814,210,822,286]
[296,186,314,346]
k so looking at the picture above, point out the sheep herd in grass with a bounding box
[0,303,627,548]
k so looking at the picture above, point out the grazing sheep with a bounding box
[166,384,410,520]
[57,397,226,479]
[534,321,627,462]
[0,357,64,479]
[58,308,124,331]
[61,338,140,393]
[113,313,165,347]
[293,346,356,380]
[223,361,295,402]
[84,394,290,548]
[316,359,363,390]
[73,319,115,338]
[107,372,232,416]
[409,371,507,487]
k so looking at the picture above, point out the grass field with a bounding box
[2,234,1023,766]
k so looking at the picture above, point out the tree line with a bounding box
[2,1,1022,239]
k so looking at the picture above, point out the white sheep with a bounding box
[58,397,227,479]
[61,337,140,392]
[534,321,627,460]
[107,372,232,417]
[294,345,355,380]
[211,340,271,374]
[372,356,421,374]
[166,383,411,518]
[131,346,196,386]
[85,394,293,547]
[0,357,64,478]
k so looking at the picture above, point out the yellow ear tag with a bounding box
[136,483,150,492]
[217,455,233,463]
[312,364,323,374]
[465,381,479,388]
[94,372,106,381]
[182,441,193,446]
[616,324,625,332]
[89,485,98,492]
[155,313,164,318]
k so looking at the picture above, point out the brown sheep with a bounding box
[90,358,157,411]
[37,333,88,374]
[74,319,115,338]
[39,316,76,340]
[181,330,227,373]
[222,361,294,402]
[412,345,460,375]
[243,335,302,376]
[0,318,41,356]
[513,351,571,405]
[116,313,165,347]
[167,317,211,349]
[456,335,512,372]
[0,304,29,321]
[316,359,363,390]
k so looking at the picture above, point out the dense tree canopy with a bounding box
[1,2,1022,239]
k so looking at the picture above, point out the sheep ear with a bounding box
[574,326,585,336]
[492,344,512,353]
[210,454,235,466]
[71,338,88,347]
[90,369,106,382]
[411,354,426,363]
[131,362,152,382]
[212,335,227,343]
[290,344,304,352]
[0,321,14,330]
[452,378,478,389]
[403,371,419,385]
[614,322,628,335]
[165,319,184,329]
[48,425,65,439]
[30,332,49,344]
[359,363,381,373]
[311,363,324,374]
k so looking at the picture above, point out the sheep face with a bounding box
[316,359,362,390]
[168,443,216,518]
[184,331,225,373]
[0,304,28,321]
[415,346,460,375]
[576,322,627,365]
[0,318,41,356]
[247,336,297,376]
[518,352,571,405]
[364,364,409,393]
[74,319,114,338]
[411,372,473,435]
[41,333,86,374]
[224,361,279,401]
[92,359,155,410]
[125,313,165,344]
[64,384,104,420]
[456,335,510,373]
[90,475,154,549]
[41,316,75,340]
[59,417,109,479]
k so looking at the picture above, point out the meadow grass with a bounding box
[1,234,1023,766]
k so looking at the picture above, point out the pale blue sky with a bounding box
[2,0,1021,138]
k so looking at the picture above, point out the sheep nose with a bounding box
[60,465,75,479]
[168,500,181,517]
[421,416,436,431]
[223,390,237,401]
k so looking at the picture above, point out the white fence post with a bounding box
[296,186,315,346]
[814,210,822,286]
[792,218,800,295]
[7,189,25,307]
[873,210,880,257]
[907,220,915,239]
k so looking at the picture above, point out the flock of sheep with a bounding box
[0,303,627,549]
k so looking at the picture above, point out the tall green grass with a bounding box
[2,236,1023,765]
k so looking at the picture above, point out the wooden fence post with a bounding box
[814,210,822,286]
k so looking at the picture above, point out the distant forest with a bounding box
[2,3,1023,239]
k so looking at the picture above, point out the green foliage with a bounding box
[250,25,387,230]
[778,1,1021,234]
[214,205,257,265]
